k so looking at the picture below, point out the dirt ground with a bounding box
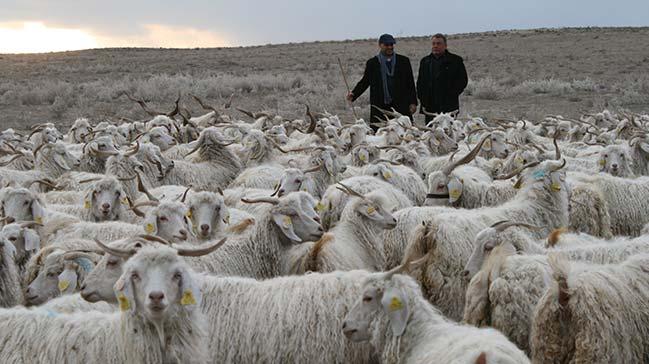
[0,26,647,131]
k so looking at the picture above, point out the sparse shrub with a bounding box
[467,78,503,100]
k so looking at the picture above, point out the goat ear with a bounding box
[143,213,158,235]
[58,266,78,294]
[179,269,202,310]
[31,200,45,225]
[272,213,301,242]
[222,206,231,225]
[74,257,96,273]
[23,228,41,251]
[114,268,136,313]
[380,285,409,337]
[83,189,93,209]
[358,204,382,221]
[381,166,393,181]
[53,154,71,170]
[447,177,464,203]
[640,142,649,153]
[482,138,492,151]
[323,154,335,176]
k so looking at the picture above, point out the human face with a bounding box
[432,37,447,56]
[379,43,395,56]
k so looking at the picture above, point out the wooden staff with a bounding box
[337,57,359,120]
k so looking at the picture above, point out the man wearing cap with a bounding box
[417,33,468,122]
[347,34,417,126]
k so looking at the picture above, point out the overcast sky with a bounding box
[0,0,647,52]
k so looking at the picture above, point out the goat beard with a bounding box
[370,317,402,364]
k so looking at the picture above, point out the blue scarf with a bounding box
[377,52,396,105]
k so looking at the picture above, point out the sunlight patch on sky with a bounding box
[0,21,98,53]
[0,21,231,54]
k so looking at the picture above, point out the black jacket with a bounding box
[416,51,468,114]
[351,54,417,122]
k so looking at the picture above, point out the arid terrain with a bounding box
[0,26,647,130]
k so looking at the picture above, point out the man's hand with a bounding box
[409,104,417,115]
[346,92,354,102]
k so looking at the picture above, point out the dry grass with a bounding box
[0,27,648,130]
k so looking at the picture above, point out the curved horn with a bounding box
[240,197,279,205]
[490,220,542,232]
[335,182,365,198]
[305,105,317,133]
[122,91,165,117]
[270,182,281,197]
[136,234,171,246]
[176,237,227,257]
[0,154,23,167]
[553,137,561,160]
[94,239,137,258]
[494,161,541,180]
[383,254,429,280]
[180,186,192,203]
[442,134,489,175]
[124,141,140,157]
[190,93,221,116]
[420,107,438,117]
[547,158,566,172]
[136,173,159,202]
[63,251,100,262]
[20,221,44,229]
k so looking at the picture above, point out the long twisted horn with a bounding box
[442,134,489,175]
[176,237,227,257]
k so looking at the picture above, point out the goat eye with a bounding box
[362,296,372,303]
[484,245,493,251]
[47,272,57,278]
[620,154,624,158]
[173,272,182,280]
[131,272,140,280]
[373,173,379,176]
[107,259,119,267]
[24,201,29,205]
[160,216,168,222]
[295,179,302,184]
[8,237,16,241]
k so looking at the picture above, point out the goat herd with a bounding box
[0,94,648,363]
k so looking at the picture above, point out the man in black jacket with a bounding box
[347,34,417,126]
[417,33,468,122]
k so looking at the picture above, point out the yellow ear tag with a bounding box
[515,157,524,165]
[382,171,393,180]
[180,290,196,305]
[84,200,91,209]
[120,198,129,206]
[117,292,130,311]
[599,159,606,166]
[315,202,326,212]
[359,154,367,162]
[366,206,376,215]
[484,139,492,148]
[389,296,404,311]
[551,183,562,192]
[282,216,292,228]
[449,189,462,199]
[58,280,70,292]
[186,210,193,218]
[35,216,43,224]
[145,223,155,234]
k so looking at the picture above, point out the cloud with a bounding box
[95,23,232,48]
[0,21,98,53]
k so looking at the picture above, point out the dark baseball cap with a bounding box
[378,34,396,45]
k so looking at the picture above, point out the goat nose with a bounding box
[200,224,209,232]
[149,291,165,302]
[80,284,86,290]
[179,229,187,236]
[4,216,15,224]
[463,270,470,277]
[102,203,110,210]
[392,217,397,223]
[318,227,323,232]
[612,164,618,169]
[314,216,321,223]
[342,322,347,329]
